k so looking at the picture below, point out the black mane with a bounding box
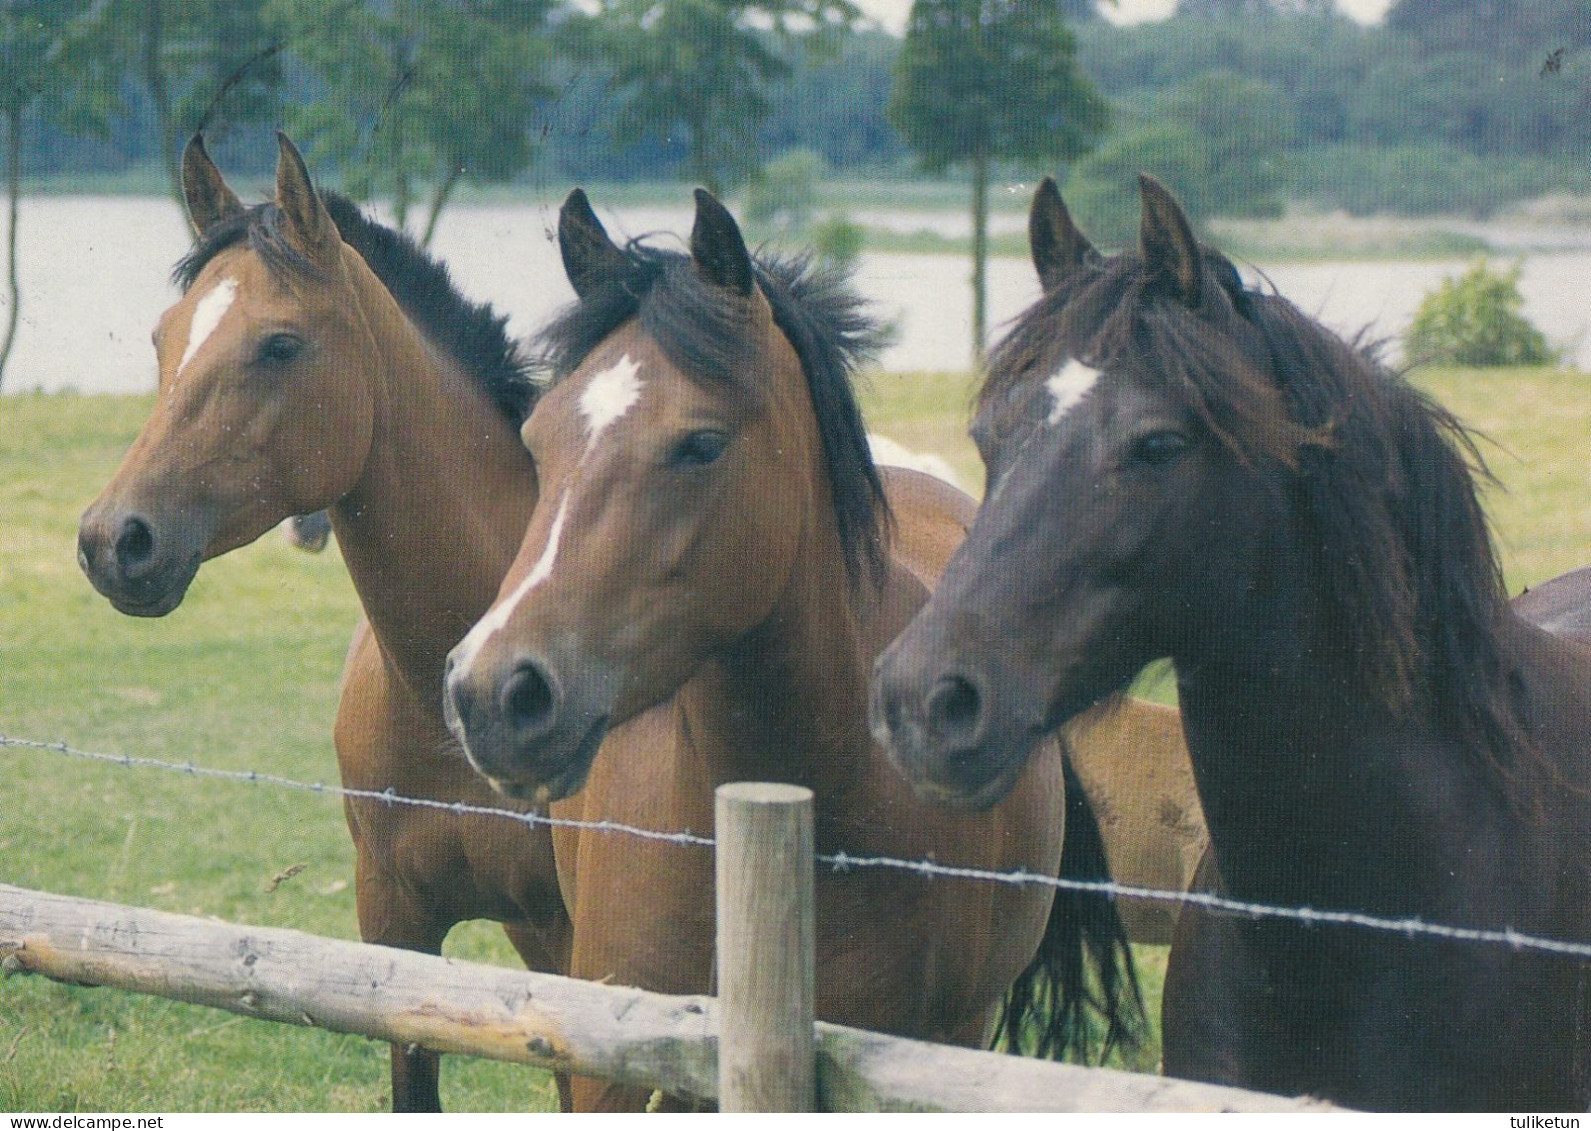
[173,194,535,425]
[536,242,892,587]
[989,248,1537,803]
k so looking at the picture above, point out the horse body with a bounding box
[77,136,569,1111]
[1515,564,1591,641]
[872,176,1591,1110]
[549,461,1059,1056]
[1165,607,1590,1108]
[1064,701,1204,945]
[444,191,1141,1110]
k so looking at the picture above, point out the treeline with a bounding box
[1073,0,1591,234]
[8,0,1591,222]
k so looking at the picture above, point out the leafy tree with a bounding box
[74,0,285,211]
[583,0,859,196]
[760,29,907,172]
[1066,71,1289,246]
[1177,0,1335,14]
[1063,124,1210,249]
[1,0,114,388]
[275,0,558,244]
[888,0,1106,363]
[1406,258,1556,367]
[1386,0,1591,59]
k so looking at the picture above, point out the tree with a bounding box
[1065,71,1290,246]
[1177,0,1336,15]
[584,0,860,196]
[1,0,113,390]
[888,0,1106,364]
[74,0,285,212]
[1386,0,1591,58]
[275,0,558,244]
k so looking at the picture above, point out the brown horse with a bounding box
[872,176,1591,1110]
[76,135,569,1111]
[1515,564,1591,641]
[442,189,1147,1110]
[1064,700,1205,946]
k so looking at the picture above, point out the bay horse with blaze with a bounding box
[443,189,1147,1109]
[77,135,570,1111]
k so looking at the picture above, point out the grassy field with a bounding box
[2,367,1587,1111]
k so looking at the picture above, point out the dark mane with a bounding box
[988,249,1539,803]
[535,242,892,587]
[173,194,535,425]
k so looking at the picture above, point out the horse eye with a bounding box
[258,333,304,365]
[1129,430,1189,467]
[669,429,729,468]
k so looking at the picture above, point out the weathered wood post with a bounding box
[714,781,817,1112]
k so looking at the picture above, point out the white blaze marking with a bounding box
[1045,358,1100,425]
[176,277,238,377]
[449,354,647,683]
[579,354,644,453]
[448,492,571,679]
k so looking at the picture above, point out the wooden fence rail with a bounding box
[0,788,1337,1113]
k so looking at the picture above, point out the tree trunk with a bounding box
[420,163,463,249]
[969,145,990,368]
[142,0,183,214]
[0,105,21,391]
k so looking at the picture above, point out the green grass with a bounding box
[3,368,1587,1109]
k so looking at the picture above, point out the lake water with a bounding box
[4,195,1590,395]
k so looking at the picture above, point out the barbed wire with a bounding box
[5,731,1591,961]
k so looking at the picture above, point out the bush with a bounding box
[744,149,826,229]
[1405,258,1557,368]
[810,213,864,269]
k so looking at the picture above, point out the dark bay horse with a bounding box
[443,189,1147,1109]
[77,135,569,1111]
[871,176,1591,1110]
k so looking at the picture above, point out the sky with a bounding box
[853,0,1394,34]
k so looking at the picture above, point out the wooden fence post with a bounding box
[714,781,817,1112]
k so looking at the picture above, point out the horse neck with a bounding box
[331,254,535,697]
[1171,550,1508,910]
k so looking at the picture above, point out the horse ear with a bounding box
[274,132,336,258]
[559,188,628,299]
[1138,174,1201,308]
[181,134,244,237]
[1029,176,1093,292]
[689,188,754,296]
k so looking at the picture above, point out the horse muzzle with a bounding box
[443,648,614,804]
[77,505,206,617]
[869,630,1039,811]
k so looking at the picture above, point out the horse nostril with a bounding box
[114,515,157,577]
[501,662,556,736]
[926,674,982,737]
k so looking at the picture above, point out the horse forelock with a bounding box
[983,254,1320,471]
[534,242,892,589]
[173,202,325,295]
[986,245,1540,807]
[172,194,534,427]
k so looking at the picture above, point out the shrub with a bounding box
[1405,258,1557,367]
[744,149,826,229]
[811,213,864,269]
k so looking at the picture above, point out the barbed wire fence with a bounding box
[4,731,1590,961]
